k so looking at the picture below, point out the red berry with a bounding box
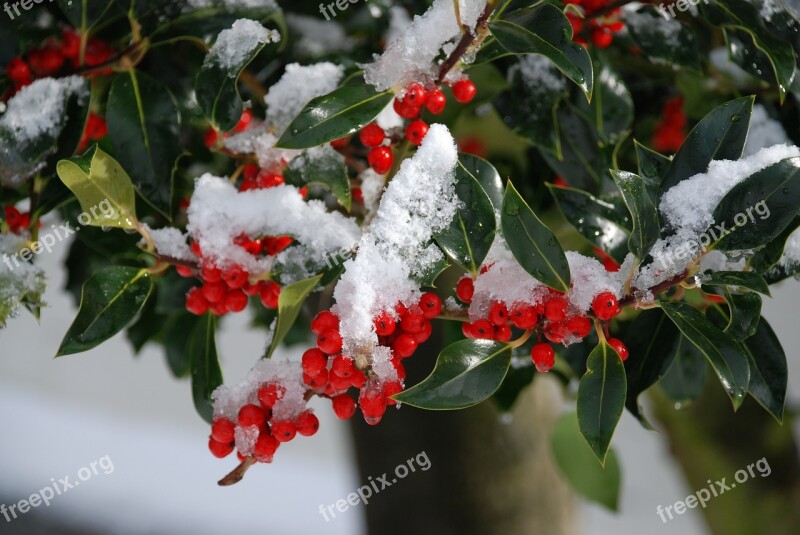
[413,320,432,344]
[359,387,387,425]
[566,316,592,339]
[224,290,248,312]
[368,146,393,174]
[374,312,397,336]
[6,57,30,83]
[332,354,356,378]
[271,420,297,442]
[331,136,350,149]
[202,282,226,304]
[405,119,429,146]
[4,206,22,229]
[28,45,64,75]
[384,381,403,406]
[253,433,279,462]
[531,343,555,372]
[304,369,329,389]
[176,265,194,278]
[318,328,343,354]
[393,333,418,358]
[462,322,474,339]
[302,348,328,377]
[201,266,222,283]
[222,266,248,289]
[391,358,406,381]
[393,95,421,119]
[544,321,568,344]
[257,171,284,189]
[211,418,236,443]
[608,338,629,361]
[312,310,339,334]
[419,292,442,319]
[259,280,281,309]
[471,318,494,339]
[233,109,253,133]
[61,30,80,60]
[494,324,512,342]
[351,370,367,389]
[592,292,620,320]
[510,304,538,329]
[85,113,107,140]
[209,301,229,316]
[186,287,209,315]
[404,82,428,107]
[360,122,385,147]
[329,372,352,393]
[488,301,509,326]
[258,383,284,410]
[332,394,357,420]
[455,277,474,303]
[297,411,320,436]
[544,297,568,322]
[204,128,219,148]
[238,404,266,428]
[400,310,425,334]
[452,80,477,104]
[208,436,234,458]
[592,28,613,48]
[567,13,583,34]
[425,88,446,114]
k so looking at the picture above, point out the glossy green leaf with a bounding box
[742,318,787,422]
[489,5,593,98]
[56,146,138,229]
[434,158,497,273]
[284,145,351,210]
[659,301,750,409]
[750,216,800,273]
[163,313,199,378]
[658,336,708,406]
[701,271,771,296]
[393,339,512,410]
[107,70,182,217]
[57,266,153,356]
[718,291,762,341]
[658,97,754,203]
[265,274,322,358]
[150,3,285,45]
[620,309,680,429]
[189,314,223,423]
[625,7,703,72]
[276,84,394,149]
[547,183,630,263]
[411,252,450,288]
[574,63,633,145]
[502,181,571,292]
[635,140,670,197]
[712,156,800,251]
[577,340,627,464]
[551,412,621,511]
[461,154,504,214]
[610,171,660,260]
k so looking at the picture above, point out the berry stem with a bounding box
[218,457,256,486]
[435,2,496,84]
[508,329,533,349]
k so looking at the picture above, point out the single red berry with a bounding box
[494,323,512,342]
[258,383,285,410]
[471,318,494,339]
[332,394,357,420]
[253,433,279,462]
[224,290,248,312]
[233,109,253,133]
[393,333,418,358]
[304,369,329,389]
[243,282,261,296]
[211,418,236,443]
[462,322,474,339]
[329,372,352,393]
[392,96,420,119]
[6,57,30,83]
[592,28,613,48]
[259,280,281,309]
[204,128,219,149]
[201,266,222,283]
[425,88,446,114]
[257,171,284,189]
[374,312,397,336]
[566,316,592,339]
[312,310,339,334]
[544,297,568,322]
[208,436,234,458]
[222,266,248,289]
[85,113,107,140]
[263,236,293,256]
[418,292,442,319]
[61,30,81,60]
[405,119,429,145]
[351,370,367,389]
[368,146,394,174]
[452,80,477,104]
[413,320,432,344]
[331,136,350,149]
[488,301,509,326]
[4,206,22,229]
[607,20,624,32]
[391,358,407,381]
[302,348,328,377]
[510,304,538,329]
[332,354,356,378]
[318,328,343,354]
[455,277,474,303]
[28,45,64,75]
[297,411,320,436]
[567,13,583,34]
[608,338,629,361]
[591,292,620,320]
[404,82,428,107]
[383,381,403,406]
[202,282,226,304]
[238,404,266,428]
[359,388,387,425]
[360,122,385,147]
[185,287,209,315]
[531,343,555,372]
[544,321,568,344]
[176,265,194,278]
[271,420,297,442]
[400,310,425,334]
[209,301,229,316]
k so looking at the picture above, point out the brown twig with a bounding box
[218,457,256,486]
[618,269,690,308]
[435,2,497,85]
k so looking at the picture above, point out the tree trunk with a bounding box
[349,329,577,535]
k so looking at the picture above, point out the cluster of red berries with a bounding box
[454,275,628,372]
[3,29,113,100]
[203,109,254,149]
[180,242,282,316]
[2,205,32,234]
[358,79,477,174]
[77,113,108,152]
[564,0,624,49]
[208,385,321,463]
[652,97,687,153]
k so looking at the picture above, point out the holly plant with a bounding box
[0,0,797,506]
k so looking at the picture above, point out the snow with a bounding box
[204,19,279,74]
[0,234,46,328]
[743,105,789,156]
[386,5,413,45]
[146,226,194,262]
[361,0,488,91]
[264,62,345,135]
[332,124,459,379]
[509,54,566,92]
[185,174,361,273]
[779,226,800,270]
[359,169,386,217]
[286,14,356,57]
[624,7,682,48]
[224,125,300,171]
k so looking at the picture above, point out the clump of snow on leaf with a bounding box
[204,19,279,74]
[779,226,800,270]
[265,62,344,134]
[0,235,46,328]
[362,0,487,91]
[508,54,566,92]
[332,124,459,379]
